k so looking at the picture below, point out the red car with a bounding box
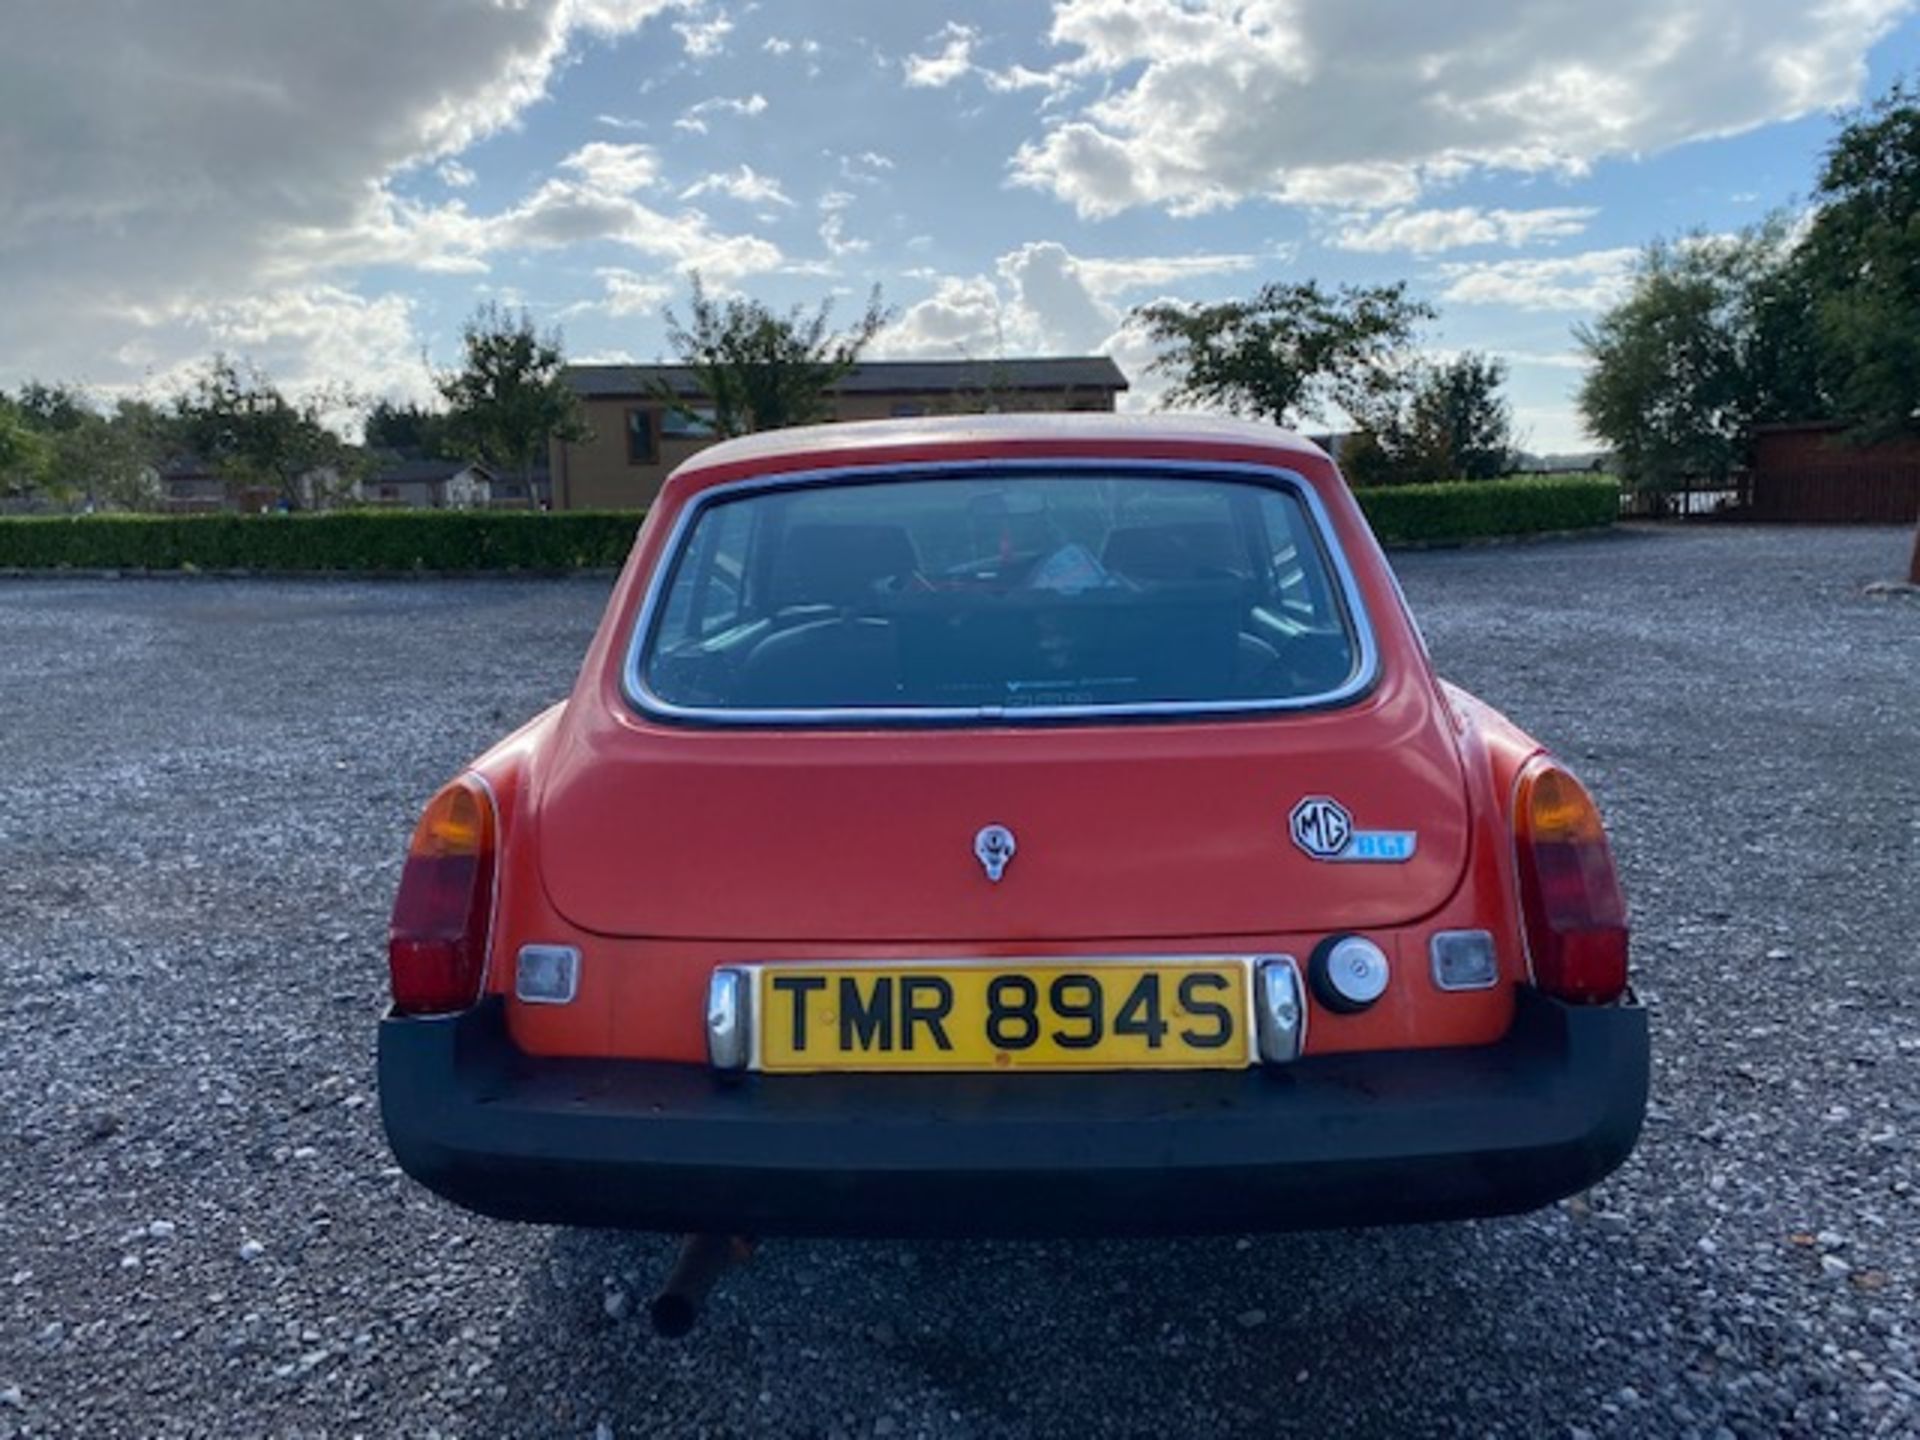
[380,413,1647,1245]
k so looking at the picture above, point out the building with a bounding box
[548,356,1128,510]
[157,456,231,512]
[1746,422,1920,523]
[361,458,504,509]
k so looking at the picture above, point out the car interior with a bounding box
[642,478,1361,712]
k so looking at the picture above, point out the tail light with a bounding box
[388,776,497,1014]
[1513,759,1629,1004]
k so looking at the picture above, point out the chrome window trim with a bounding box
[1508,757,1544,991]
[621,457,1380,726]
[469,769,505,1000]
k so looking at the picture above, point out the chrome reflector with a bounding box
[706,968,749,1071]
[514,945,579,1005]
[1254,956,1306,1064]
[1431,930,1498,991]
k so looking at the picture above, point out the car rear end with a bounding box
[377,416,1648,1237]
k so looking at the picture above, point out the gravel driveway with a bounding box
[2,524,1916,1439]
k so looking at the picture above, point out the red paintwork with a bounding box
[446,416,1573,1064]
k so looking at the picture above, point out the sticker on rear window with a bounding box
[1289,797,1416,863]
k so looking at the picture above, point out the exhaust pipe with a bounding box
[649,1234,754,1338]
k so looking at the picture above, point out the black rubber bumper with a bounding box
[378,991,1648,1238]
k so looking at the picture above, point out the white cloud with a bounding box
[568,0,685,31]
[984,63,1064,95]
[560,141,661,194]
[143,287,436,416]
[482,166,782,280]
[679,164,794,207]
[265,139,781,289]
[1436,248,1641,311]
[674,10,732,57]
[590,268,676,317]
[883,275,1017,358]
[1334,206,1597,254]
[905,22,978,88]
[674,92,769,134]
[1012,0,1914,218]
[820,212,870,258]
[437,160,477,188]
[881,241,1256,365]
[1072,252,1263,293]
[836,150,896,185]
[0,0,694,396]
[1496,348,1592,372]
[903,21,1069,96]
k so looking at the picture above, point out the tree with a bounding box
[13,380,93,436]
[0,383,173,511]
[12,382,173,510]
[1575,228,1811,495]
[172,356,361,510]
[365,399,454,458]
[1133,281,1433,430]
[1796,83,1920,438]
[659,274,893,436]
[1349,353,1516,485]
[1404,353,1515,480]
[438,303,586,488]
[0,397,51,501]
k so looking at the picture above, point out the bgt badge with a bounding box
[1290,796,1417,863]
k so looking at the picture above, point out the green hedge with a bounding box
[0,475,1616,572]
[1353,475,1618,546]
[0,510,646,572]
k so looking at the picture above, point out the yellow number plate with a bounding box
[755,960,1253,1073]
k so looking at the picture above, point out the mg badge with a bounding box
[1290,797,1353,859]
[973,823,1017,882]
[1290,797,1418,863]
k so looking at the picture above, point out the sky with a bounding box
[4,1,1919,453]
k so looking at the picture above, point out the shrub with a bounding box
[1353,475,1618,546]
[0,510,645,572]
[0,476,1617,573]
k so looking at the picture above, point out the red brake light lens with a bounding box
[1513,761,1629,1005]
[388,777,496,1015]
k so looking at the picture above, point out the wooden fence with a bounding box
[1742,467,1920,523]
[1621,469,1920,524]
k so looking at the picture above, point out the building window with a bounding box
[626,409,657,465]
[890,402,928,418]
[661,405,718,439]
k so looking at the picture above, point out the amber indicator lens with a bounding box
[388,778,496,1015]
[1513,762,1629,1004]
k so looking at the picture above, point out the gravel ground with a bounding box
[1,524,1916,1439]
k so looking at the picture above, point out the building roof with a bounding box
[159,455,218,480]
[672,411,1329,483]
[367,457,493,485]
[563,356,1129,400]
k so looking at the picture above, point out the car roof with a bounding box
[671,411,1332,482]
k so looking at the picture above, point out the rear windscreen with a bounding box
[637,471,1363,717]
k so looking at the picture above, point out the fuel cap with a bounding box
[1308,934,1391,1013]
